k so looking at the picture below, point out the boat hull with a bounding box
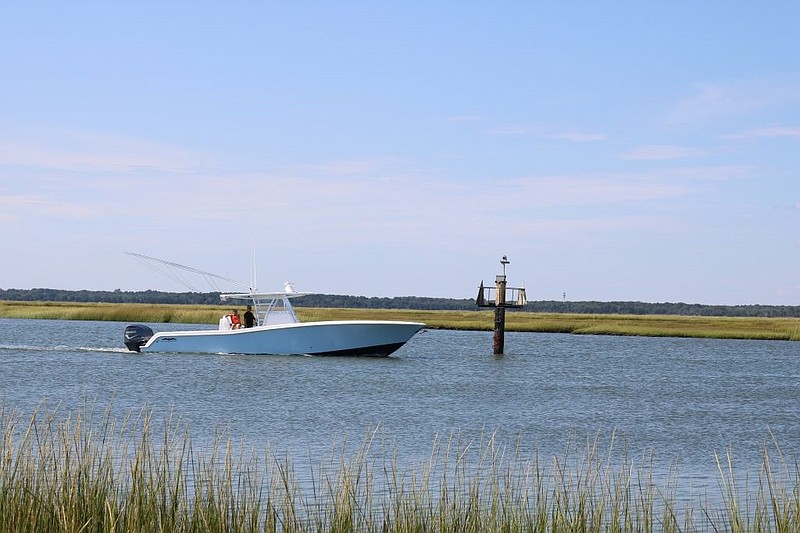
[139,320,424,356]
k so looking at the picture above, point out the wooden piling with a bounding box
[493,275,507,354]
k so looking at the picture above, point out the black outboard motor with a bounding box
[124,324,154,352]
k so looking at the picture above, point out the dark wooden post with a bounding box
[493,274,507,354]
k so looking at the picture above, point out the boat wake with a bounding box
[78,346,132,354]
[0,344,130,354]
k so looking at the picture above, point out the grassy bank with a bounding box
[2,300,799,341]
[1,402,798,532]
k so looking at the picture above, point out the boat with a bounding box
[123,254,425,356]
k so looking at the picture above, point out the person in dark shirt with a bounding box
[243,305,256,328]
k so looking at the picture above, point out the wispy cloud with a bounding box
[218,162,744,225]
[546,132,607,142]
[515,214,668,236]
[1,155,759,297]
[0,194,95,221]
[721,126,800,140]
[1,148,754,267]
[0,131,202,173]
[621,144,707,160]
[444,115,484,122]
[296,158,397,176]
[487,124,606,141]
[487,124,541,135]
[668,80,800,124]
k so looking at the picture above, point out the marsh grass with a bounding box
[2,402,799,532]
[3,300,798,341]
[0,301,229,324]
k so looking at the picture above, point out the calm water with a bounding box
[1,317,799,493]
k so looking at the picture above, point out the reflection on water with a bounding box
[1,318,799,501]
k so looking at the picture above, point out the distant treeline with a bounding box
[1,288,798,317]
[530,300,800,318]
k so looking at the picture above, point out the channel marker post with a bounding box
[476,256,527,354]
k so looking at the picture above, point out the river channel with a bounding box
[1,317,798,503]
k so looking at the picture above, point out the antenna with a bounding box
[250,236,258,293]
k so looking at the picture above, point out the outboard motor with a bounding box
[124,324,154,352]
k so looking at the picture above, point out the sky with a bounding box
[1,2,798,305]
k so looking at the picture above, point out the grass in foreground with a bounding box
[1,402,799,532]
[2,300,799,341]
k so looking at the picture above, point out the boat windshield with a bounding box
[221,290,310,327]
[258,296,298,325]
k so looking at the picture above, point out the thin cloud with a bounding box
[221,163,735,225]
[296,158,396,176]
[518,214,669,235]
[111,167,689,249]
[722,126,800,140]
[506,175,691,207]
[546,132,607,142]
[621,144,707,160]
[487,124,541,135]
[650,164,752,181]
[444,115,484,122]
[487,125,606,141]
[0,194,94,220]
[0,132,202,173]
[3,156,751,231]
[668,80,800,124]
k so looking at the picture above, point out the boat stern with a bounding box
[124,324,154,352]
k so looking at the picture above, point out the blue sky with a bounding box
[1,2,798,305]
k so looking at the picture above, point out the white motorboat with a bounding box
[123,254,425,356]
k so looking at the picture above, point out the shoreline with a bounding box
[2,300,798,341]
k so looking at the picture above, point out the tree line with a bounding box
[1,288,798,317]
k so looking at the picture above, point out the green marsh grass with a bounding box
[2,402,799,532]
[2,300,799,341]
[0,301,227,324]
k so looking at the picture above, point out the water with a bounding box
[1,317,799,497]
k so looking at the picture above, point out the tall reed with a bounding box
[1,401,799,532]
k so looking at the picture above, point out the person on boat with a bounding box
[243,305,256,328]
[230,310,242,329]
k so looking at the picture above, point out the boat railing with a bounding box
[476,285,527,308]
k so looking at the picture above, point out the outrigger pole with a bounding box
[126,252,253,293]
